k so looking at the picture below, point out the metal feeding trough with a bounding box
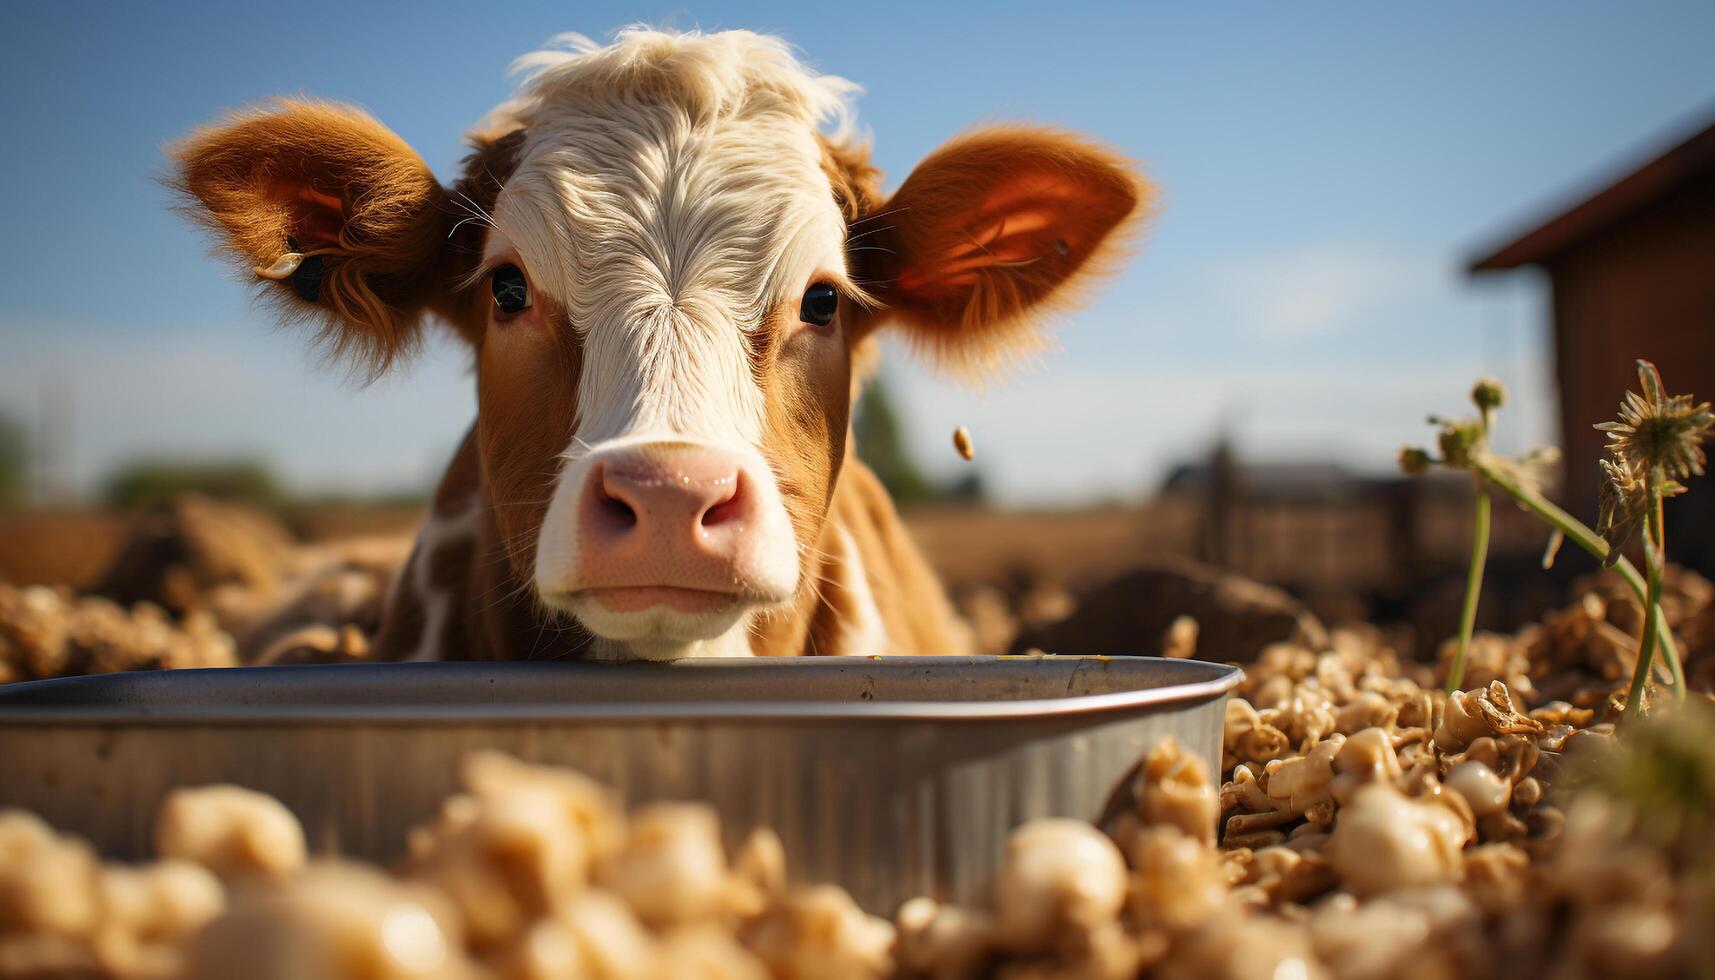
[0,656,1239,913]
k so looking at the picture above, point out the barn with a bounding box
[1469,112,1715,573]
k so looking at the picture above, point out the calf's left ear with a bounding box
[171,99,452,377]
[855,126,1151,373]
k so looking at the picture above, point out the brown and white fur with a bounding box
[173,29,1150,662]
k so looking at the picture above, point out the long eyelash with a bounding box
[459,254,517,294]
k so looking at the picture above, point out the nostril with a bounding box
[699,472,746,528]
[700,497,742,527]
[591,465,639,533]
[598,491,637,529]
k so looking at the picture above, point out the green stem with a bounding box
[1446,485,1491,695]
[1471,457,1686,698]
[1625,494,1666,718]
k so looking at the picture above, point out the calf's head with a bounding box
[174,29,1149,660]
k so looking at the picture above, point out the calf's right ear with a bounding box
[171,100,451,376]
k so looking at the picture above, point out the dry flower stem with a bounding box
[1446,484,1491,696]
[1623,496,1666,718]
[1446,395,1499,697]
[1471,456,1685,699]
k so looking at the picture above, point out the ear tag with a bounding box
[254,253,306,281]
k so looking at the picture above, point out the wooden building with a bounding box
[1470,114,1715,572]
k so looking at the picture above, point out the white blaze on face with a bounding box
[479,30,859,659]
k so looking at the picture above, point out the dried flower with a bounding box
[1397,447,1432,476]
[1595,456,1650,562]
[1485,446,1559,499]
[1431,417,1485,469]
[1471,377,1507,413]
[1594,360,1712,482]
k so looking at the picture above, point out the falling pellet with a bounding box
[952,426,974,461]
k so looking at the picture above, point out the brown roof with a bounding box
[1469,111,1715,272]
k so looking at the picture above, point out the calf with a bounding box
[174,29,1149,662]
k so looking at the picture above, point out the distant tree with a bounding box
[102,459,284,511]
[942,470,987,503]
[853,375,935,505]
[0,413,24,506]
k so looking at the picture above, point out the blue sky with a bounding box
[2,1,1712,503]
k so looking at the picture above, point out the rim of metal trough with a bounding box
[0,655,1243,724]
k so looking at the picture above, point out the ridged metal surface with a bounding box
[0,656,1238,913]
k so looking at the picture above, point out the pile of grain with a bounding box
[3,687,1710,978]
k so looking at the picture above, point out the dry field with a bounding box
[0,503,1162,591]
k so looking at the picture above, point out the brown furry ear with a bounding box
[171,100,451,377]
[856,126,1151,375]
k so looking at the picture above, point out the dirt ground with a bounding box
[0,496,1570,663]
[0,506,424,591]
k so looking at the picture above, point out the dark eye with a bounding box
[490,263,531,316]
[800,282,839,328]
